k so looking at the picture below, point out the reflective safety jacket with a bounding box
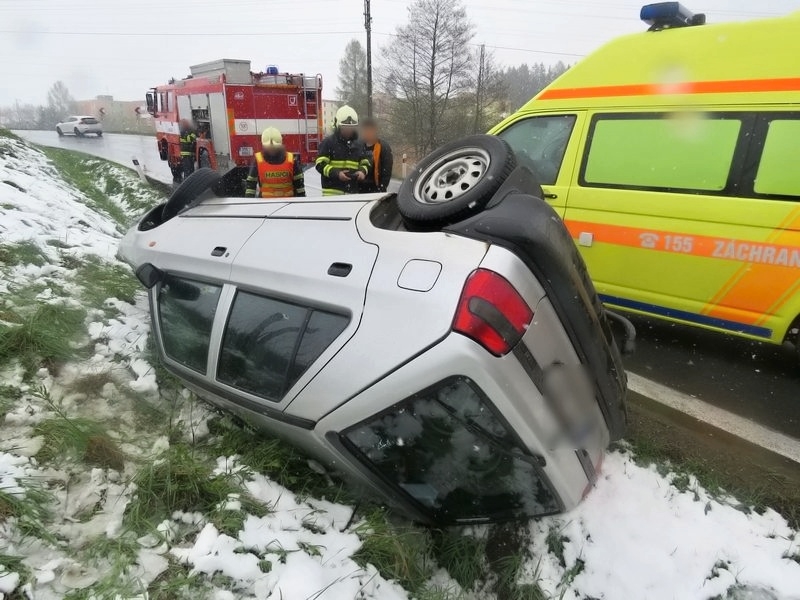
[315,131,371,196]
[245,150,306,198]
[179,127,197,157]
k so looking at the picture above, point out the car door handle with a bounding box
[543,193,558,199]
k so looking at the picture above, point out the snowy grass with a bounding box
[1,129,799,600]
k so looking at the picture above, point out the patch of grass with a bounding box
[0,553,31,597]
[432,530,486,593]
[40,147,128,226]
[124,442,267,534]
[0,128,22,140]
[70,371,115,397]
[0,303,86,378]
[0,240,46,268]
[40,147,163,228]
[74,256,140,307]
[0,385,23,422]
[34,414,124,471]
[352,508,435,594]
[205,417,351,503]
[147,561,210,600]
[0,478,55,543]
[545,525,569,569]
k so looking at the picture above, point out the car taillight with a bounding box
[452,269,534,356]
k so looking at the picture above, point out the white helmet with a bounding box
[261,127,282,147]
[335,105,359,127]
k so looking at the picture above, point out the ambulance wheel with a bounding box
[397,134,516,230]
[162,168,221,222]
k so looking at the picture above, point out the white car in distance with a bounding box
[56,115,103,137]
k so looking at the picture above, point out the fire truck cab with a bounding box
[146,59,322,184]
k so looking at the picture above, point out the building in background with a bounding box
[321,99,339,136]
[76,95,154,134]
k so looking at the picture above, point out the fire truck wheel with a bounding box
[397,134,516,230]
[162,168,221,222]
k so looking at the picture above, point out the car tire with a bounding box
[74,128,83,137]
[397,134,516,229]
[96,132,103,137]
[161,167,221,222]
[56,127,63,137]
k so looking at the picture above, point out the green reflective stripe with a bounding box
[328,160,361,169]
[293,173,303,180]
[295,187,306,194]
[323,164,334,177]
[246,176,258,182]
[245,190,256,197]
[322,188,345,196]
[315,156,330,165]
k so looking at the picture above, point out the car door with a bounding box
[561,109,793,340]
[495,112,585,217]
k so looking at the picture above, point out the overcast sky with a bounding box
[0,0,796,107]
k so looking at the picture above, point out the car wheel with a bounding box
[74,128,83,137]
[96,132,103,137]
[56,127,63,137]
[161,168,221,222]
[397,134,516,229]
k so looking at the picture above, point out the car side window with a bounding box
[343,376,560,523]
[217,290,349,401]
[497,115,576,185]
[754,118,800,198]
[582,114,742,193]
[158,275,222,374]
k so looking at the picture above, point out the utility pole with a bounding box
[364,0,373,117]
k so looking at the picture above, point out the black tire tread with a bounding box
[161,168,221,222]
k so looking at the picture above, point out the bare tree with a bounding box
[381,0,475,155]
[335,39,369,119]
[471,45,505,134]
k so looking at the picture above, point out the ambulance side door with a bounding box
[495,112,586,218]
[561,110,778,338]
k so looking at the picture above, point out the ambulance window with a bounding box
[754,119,800,197]
[158,275,222,374]
[497,115,576,185]
[583,115,741,193]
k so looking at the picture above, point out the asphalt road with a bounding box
[14,130,800,440]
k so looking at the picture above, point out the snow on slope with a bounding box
[0,131,799,600]
[0,133,410,599]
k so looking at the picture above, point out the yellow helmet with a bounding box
[261,127,282,147]
[335,105,359,127]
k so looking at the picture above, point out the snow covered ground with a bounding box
[0,130,799,599]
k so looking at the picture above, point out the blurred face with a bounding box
[262,144,282,158]
[361,125,378,145]
[339,125,357,139]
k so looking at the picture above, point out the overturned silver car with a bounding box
[119,135,631,525]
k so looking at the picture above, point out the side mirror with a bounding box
[145,92,155,115]
[135,263,163,289]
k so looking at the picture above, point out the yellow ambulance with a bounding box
[490,3,800,354]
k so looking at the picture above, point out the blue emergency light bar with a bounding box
[641,2,706,30]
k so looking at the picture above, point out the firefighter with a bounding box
[178,119,197,182]
[245,127,305,198]
[315,105,370,196]
[359,117,394,194]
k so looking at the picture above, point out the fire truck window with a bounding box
[159,93,166,113]
[167,93,175,113]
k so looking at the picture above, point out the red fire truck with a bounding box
[146,59,322,181]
